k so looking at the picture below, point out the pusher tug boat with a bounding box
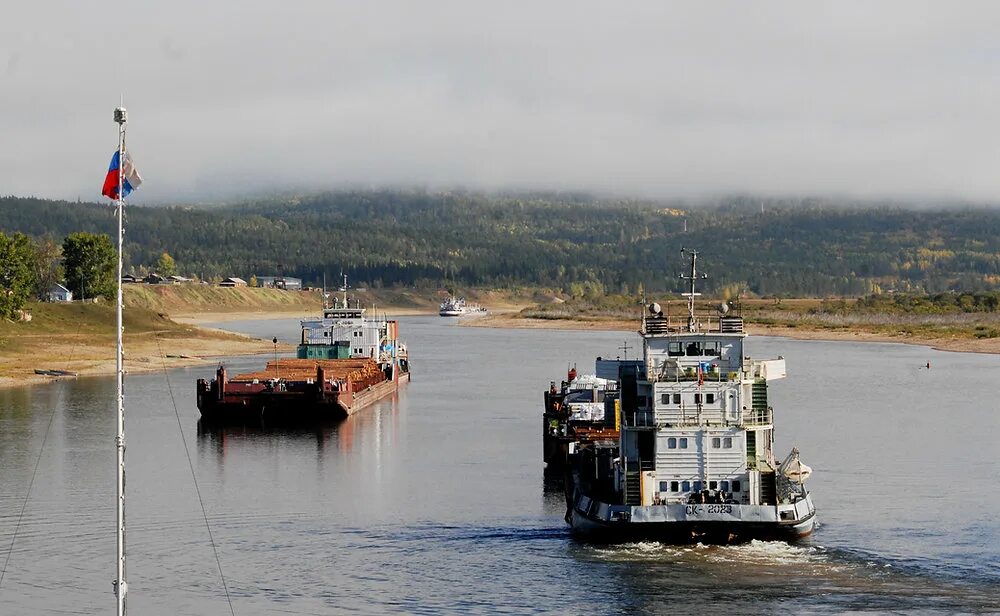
[551,249,815,543]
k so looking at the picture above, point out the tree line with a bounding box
[5,192,1000,299]
[0,230,118,318]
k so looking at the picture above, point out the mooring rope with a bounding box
[0,395,59,590]
[2,304,113,591]
[154,336,236,615]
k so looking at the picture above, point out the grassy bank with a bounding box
[123,284,323,315]
[0,300,279,388]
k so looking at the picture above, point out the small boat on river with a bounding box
[546,249,816,543]
[439,296,487,317]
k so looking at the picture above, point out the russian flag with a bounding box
[101,150,143,200]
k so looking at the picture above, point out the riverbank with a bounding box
[0,301,291,390]
[463,311,1000,354]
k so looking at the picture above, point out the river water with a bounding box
[1,316,998,614]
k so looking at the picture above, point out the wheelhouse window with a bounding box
[673,393,681,404]
[668,342,684,357]
[667,437,677,449]
[709,481,718,490]
[706,393,715,404]
[723,437,733,448]
[732,480,741,492]
[681,481,691,491]
[702,341,721,356]
[670,481,679,491]
[686,342,701,356]
[659,481,669,492]
[721,480,730,491]
[712,437,721,448]
[679,437,688,449]
[661,393,670,404]
[693,481,702,491]
[695,394,702,404]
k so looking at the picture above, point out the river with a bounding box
[1,316,998,614]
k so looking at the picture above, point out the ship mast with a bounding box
[112,105,128,614]
[679,248,707,332]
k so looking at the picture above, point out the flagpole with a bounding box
[113,105,128,616]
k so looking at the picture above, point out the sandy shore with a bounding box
[0,331,294,391]
[462,312,1000,355]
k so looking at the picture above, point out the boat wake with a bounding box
[584,538,1000,612]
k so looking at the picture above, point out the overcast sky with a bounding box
[3,2,1000,203]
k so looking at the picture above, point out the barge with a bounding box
[549,249,815,543]
[197,293,409,423]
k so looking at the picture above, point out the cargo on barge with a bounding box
[197,292,409,423]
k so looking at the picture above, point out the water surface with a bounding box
[0,317,998,613]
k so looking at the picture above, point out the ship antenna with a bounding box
[112,102,128,615]
[679,248,707,332]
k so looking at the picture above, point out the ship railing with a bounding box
[740,407,773,427]
[625,409,655,428]
[642,314,745,335]
[646,368,732,383]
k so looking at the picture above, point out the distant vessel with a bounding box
[547,249,815,543]
[197,289,409,422]
[439,296,488,317]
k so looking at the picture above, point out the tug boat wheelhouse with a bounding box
[554,250,815,543]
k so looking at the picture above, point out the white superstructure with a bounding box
[564,249,815,542]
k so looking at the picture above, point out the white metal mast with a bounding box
[679,248,707,332]
[112,105,128,615]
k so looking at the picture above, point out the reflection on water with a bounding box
[195,392,404,464]
[1,318,999,614]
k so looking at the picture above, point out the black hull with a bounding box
[570,508,816,545]
[197,397,349,425]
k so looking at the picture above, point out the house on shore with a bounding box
[219,277,248,287]
[256,276,302,290]
[46,283,73,303]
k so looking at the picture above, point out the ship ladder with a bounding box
[624,471,642,506]
[760,471,777,505]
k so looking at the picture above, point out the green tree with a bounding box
[0,232,37,319]
[63,232,116,300]
[31,235,63,299]
[156,251,177,277]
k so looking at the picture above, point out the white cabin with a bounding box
[611,308,788,508]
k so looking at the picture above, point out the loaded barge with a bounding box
[197,294,409,423]
[548,250,815,543]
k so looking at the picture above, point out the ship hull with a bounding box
[569,493,816,544]
[197,370,409,425]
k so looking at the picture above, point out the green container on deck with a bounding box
[297,342,351,359]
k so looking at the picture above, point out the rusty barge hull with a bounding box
[197,359,409,423]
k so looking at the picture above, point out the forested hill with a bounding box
[4,192,1000,296]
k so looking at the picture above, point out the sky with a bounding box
[3,1,1000,203]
